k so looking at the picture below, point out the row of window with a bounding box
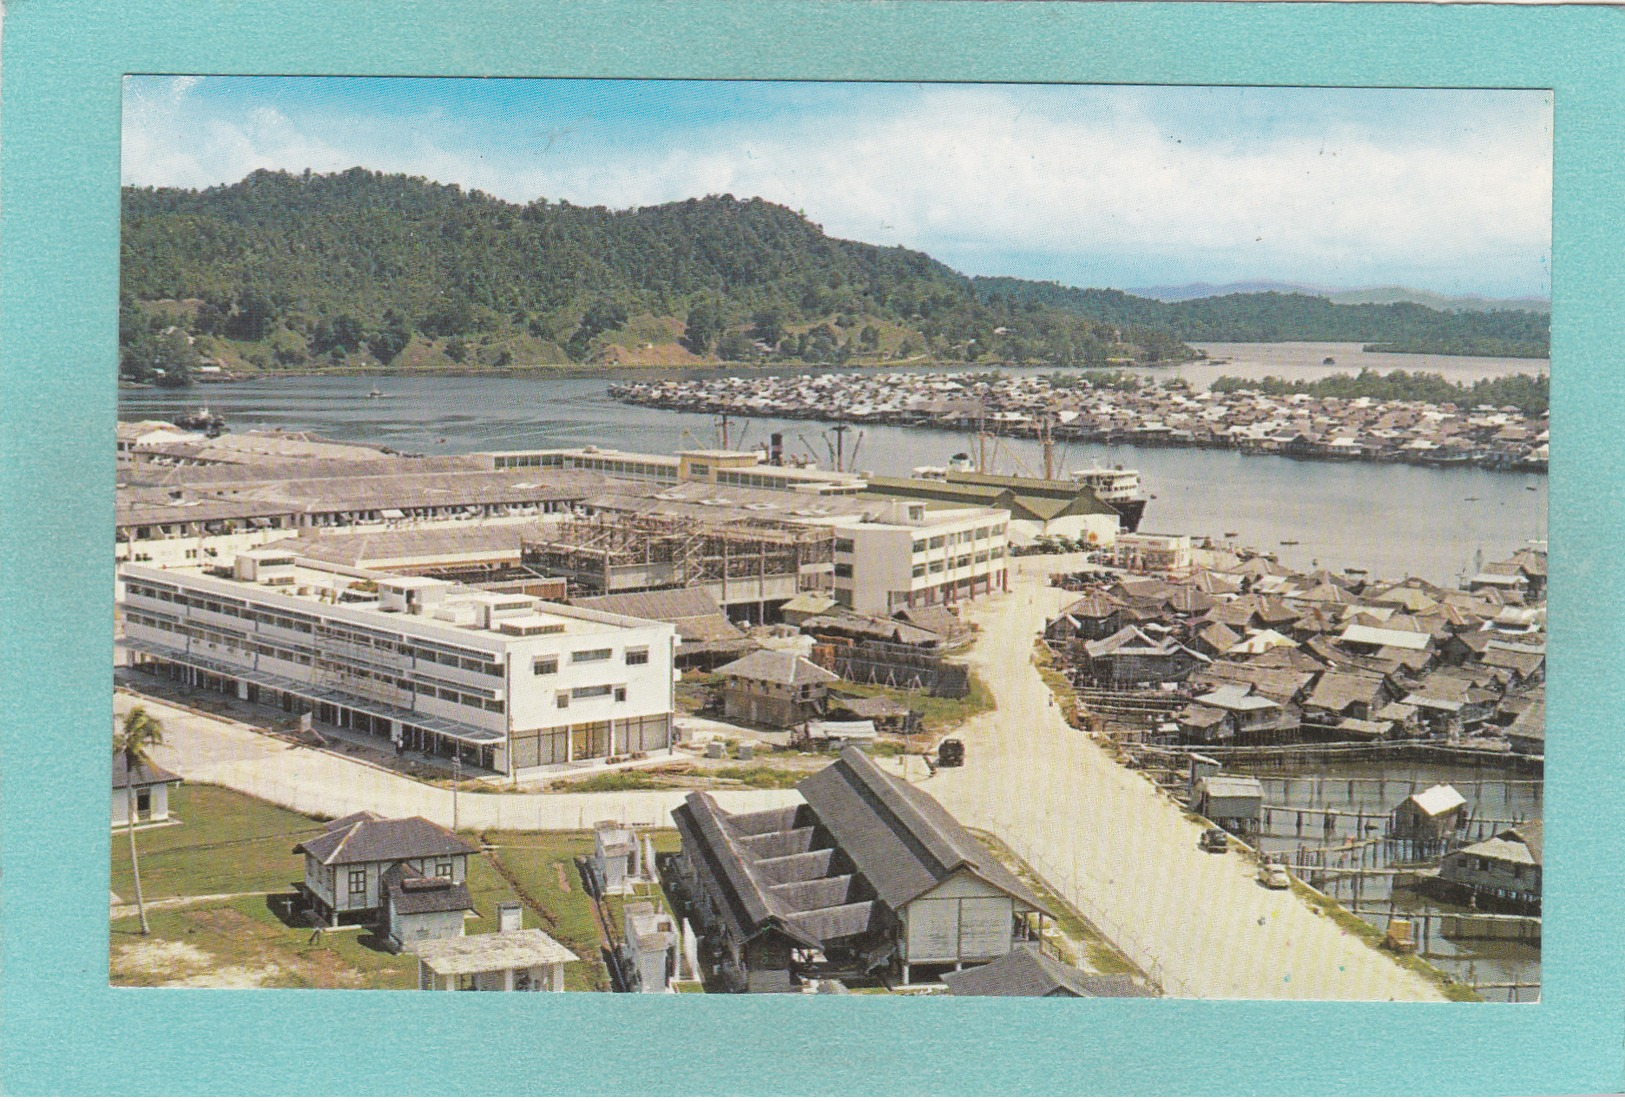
[556,684,627,708]
[532,647,647,676]
[128,612,505,714]
[127,583,506,675]
[908,525,1006,554]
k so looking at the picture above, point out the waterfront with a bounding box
[121,344,1548,584]
[1246,761,1543,1002]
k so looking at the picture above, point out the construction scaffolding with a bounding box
[519,513,833,602]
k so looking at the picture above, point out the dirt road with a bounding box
[921,563,1443,1000]
[117,692,799,832]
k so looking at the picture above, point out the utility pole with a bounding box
[452,754,461,833]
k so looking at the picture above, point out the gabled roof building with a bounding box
[670,748,1054,992]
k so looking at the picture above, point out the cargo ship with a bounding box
[1070,465,1149,532]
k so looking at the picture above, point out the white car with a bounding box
[1257,861,1291,890]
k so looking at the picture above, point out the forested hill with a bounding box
[118,168,1191,381]
[971,277,1549,359]
[119,168,1546,385]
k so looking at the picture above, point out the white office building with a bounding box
[831,501,1010,616]
[119,549,676,778]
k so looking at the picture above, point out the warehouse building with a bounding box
[119,551,676,777]
[670,747,1052,992]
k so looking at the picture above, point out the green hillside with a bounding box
[118,168,1191,382]
[971,278,1550,359]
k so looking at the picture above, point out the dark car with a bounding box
[937,738,965,768]
[1200,828,1229,853]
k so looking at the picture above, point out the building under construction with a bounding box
[520,513,834,623]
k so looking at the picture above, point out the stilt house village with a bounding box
[113,414,1542,999]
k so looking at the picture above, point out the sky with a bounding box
[122,76,1553,299]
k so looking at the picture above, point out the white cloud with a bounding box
[120,81,1552,294]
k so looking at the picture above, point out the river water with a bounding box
[120,341,1548,585]
[120,340,1546,997]
[1243,760,1543,1001]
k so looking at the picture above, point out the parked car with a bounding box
[936,738,965,768]
[1200,828,1229,853]
[1257,861,1291,889]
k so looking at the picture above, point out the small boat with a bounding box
[1224,531,1239,538]
[367,387,385,399]
[1346,567,1368,575]
[1465,496,1480,502]
[1280,539,1300,546]
[1525,485,1538,492]
[1322,356,1336,366]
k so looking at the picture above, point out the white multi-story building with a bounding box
[119,549,676,778]
[830,501,1010,616]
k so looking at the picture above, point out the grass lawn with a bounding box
[833,674,995,737]
[110,783,674,992]
[547,762,812,794]
[111,784,417,988]
[479,828,684,991]
[971,829,1141,978]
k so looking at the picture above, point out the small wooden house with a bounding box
[1192,775,1264,834]
[294,811,480,927]
[1390,784,1468,851]
[715,650,839,729]
[1438,820,1542,911]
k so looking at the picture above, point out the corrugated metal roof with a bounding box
[1404,783,1467,817]
[797,748,1049,915]
[944,944,1154,998]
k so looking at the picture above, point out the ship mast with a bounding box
[1041,414,1055,481]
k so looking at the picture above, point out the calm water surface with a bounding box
[122,343,1549,584]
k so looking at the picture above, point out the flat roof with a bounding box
[119,561,670,646]
[415,929,579,973]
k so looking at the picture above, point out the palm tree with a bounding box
[115,706,165,935]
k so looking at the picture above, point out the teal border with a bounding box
[2,1,1620,1094]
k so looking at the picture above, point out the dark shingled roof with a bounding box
[716,649,839,687]
[573,588,746,645]
[295,815,479,866]
[112,751,180,790]
[381,863,477,916]
[944,945,1155,998]
[796,748,1049,915]
[669,793,823,949]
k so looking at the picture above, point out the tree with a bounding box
[115,707,166,936]
[312,314,366,356]
[121,328,201,386]
[367,309,412,364]
[682,302,722,356]
[750,308,784,346]
[225,288,277,341]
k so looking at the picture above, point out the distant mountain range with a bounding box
[1127,280,1550,315]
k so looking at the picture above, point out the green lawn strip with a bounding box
[112,783,329,902]
[1287,880,1481,1002]
[970,829,1141,977]
[831,673,994,736]
[110,898,417,989]
[547,763,810,794]
[478,829,616,990]
[1031,642,1080,716]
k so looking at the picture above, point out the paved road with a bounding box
[919,560,1444,1001]
[117,692,799,832]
